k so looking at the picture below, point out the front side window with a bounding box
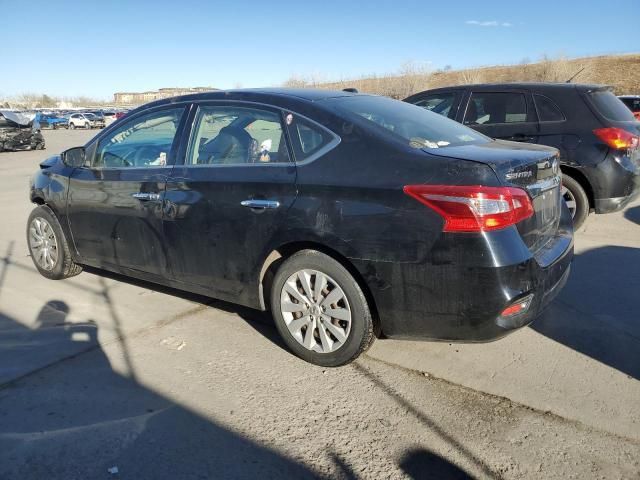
[412,93,456,117]
[94,107,184,168]
[464,92,528,125]
[327,95,487,149]
[534,94,565,122]
[187,106,289,165]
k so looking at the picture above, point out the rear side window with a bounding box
[287,115,335,161]
[534,94,565,122]
[464,92,527,125]
[588,90,636,121]
[412,93,456,117]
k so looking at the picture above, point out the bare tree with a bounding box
[459,68,485,85]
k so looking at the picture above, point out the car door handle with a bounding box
[510,133,534,142]
[132,192,161,201]
[240,199,280,209]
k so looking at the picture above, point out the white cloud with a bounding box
[465,20,512,27]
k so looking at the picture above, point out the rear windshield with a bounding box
[327,95,488,149]
[588,90,636,122]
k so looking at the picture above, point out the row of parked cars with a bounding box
[38,110,128,130]
[0,109,128,152]
[26,82,639,366]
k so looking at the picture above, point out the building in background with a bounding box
[113,87,217,105]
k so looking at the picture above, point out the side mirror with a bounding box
[62,146,86,167]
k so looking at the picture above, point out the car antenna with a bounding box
[343,88,358,93]
[565,66,586,83]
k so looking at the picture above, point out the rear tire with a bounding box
[561,173,589,230]
[70,123,76,130]
[270,250,375,367]
[27,205,82,280]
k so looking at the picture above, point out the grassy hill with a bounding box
[286,54,640,99]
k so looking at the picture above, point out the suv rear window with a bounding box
[588,90,636,121]
[328,95,488,149]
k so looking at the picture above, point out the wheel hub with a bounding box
[280,269,352,354]
[29,217,59,271]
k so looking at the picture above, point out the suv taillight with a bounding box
[593,127,639,150]
[403,185,534,233]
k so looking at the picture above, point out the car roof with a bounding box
[413,82,609,94]
[140,88,365,110]
[618,95,640,98]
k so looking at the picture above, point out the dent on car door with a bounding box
[162,103,297,306]
[66,105,188,275]
[462,91,539,142]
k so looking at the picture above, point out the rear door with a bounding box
[460,90,539,143]
[66,104,188,277]
[162,102,297,306]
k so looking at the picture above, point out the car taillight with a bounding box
[593,127,639,150]
[403,185,534,233]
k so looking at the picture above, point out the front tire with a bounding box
[561,173,589,230]
[70,123,76,130]
[27,205,82,280]
[270,250,375,367]
[84,122,90,129]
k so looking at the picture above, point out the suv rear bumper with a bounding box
[592,152,640,214]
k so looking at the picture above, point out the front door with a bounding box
[66,105,188,278]
[162,102,297,307]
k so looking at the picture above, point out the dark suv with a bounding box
[405,84,640,228]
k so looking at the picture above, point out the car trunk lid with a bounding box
[426,140,562,253]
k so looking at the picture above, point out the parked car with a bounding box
[27,89,573,366]
[618,95,640,120]
[68,112,105,129]
[103,111,118,126]
[0,110,45,151]
[405,84,640,229]
[37,113,69,130]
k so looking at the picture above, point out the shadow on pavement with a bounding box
[352,362,498,479]
[82,265,290,352]
[0,303,321,479]
[400,448,474,479]
[623,205,640,225]
[532,245,640,379]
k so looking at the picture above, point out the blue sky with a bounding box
[1,0,638,100]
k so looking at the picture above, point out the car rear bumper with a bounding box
[355,209,574,342]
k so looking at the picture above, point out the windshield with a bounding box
[327,95,488,149]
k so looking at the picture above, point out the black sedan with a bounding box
[27,89,573,366]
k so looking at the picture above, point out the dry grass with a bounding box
[284,54,640,99]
